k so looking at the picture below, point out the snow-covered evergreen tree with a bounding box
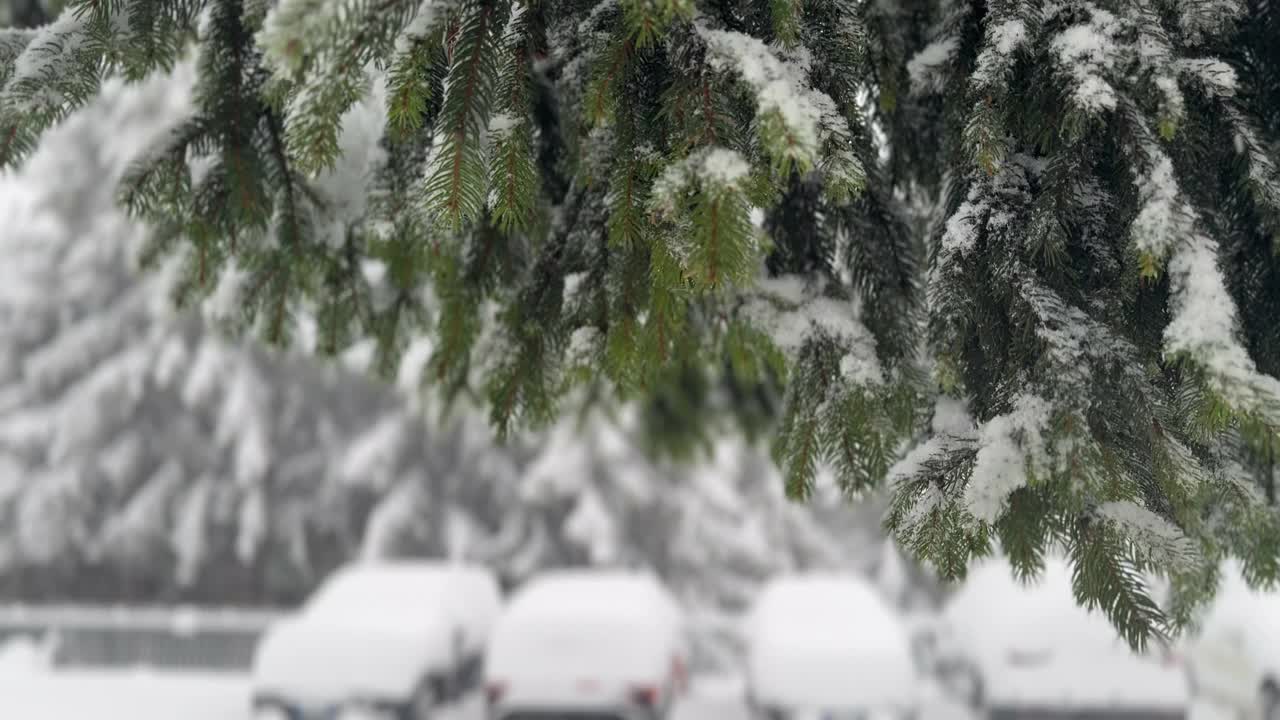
[1,0,1278,646]
[0,67,467,604]
[497,408,877,606]
[0,61,893,611]
[882,0,1280,648]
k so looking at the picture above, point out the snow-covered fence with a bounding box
[0,606,285,671]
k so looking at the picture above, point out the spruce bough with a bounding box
[2,0,1278,648]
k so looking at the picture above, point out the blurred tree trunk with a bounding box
[4,0,54,27]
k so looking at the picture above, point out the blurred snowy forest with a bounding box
[0,56,934,611]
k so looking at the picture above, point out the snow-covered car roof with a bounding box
[485,570,686,683]
[747,573,909,654]
[744,574,917,708]
[302,561,500,629]
[493,569,682,627]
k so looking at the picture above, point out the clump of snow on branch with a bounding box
[1176,58,1237,96]
[1050,11,1122,114]
[257,0,345,76]
[567,327,601,366]
[700,147,751,186]
[395,0,455,53]
[696,25,851,169]
[1163,233,1280,424]
[906,37,958,93]
[650,146,751,214]
[1096,501,1198,570]
[311,77,389,248]
[941,191,988,258]
[1131,155,1187,261]
[972,19,1028,89]
[745,275,884,387]
[1176,0,1246,43]
[2,8,89,113]
[964,393,1053,524]
[1227,109,1280,215]
[487,112,520,141]
[884,398,977,533]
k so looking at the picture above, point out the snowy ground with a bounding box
[0,668,757,720]
[0,667,1243,720]
[0,669,250,720]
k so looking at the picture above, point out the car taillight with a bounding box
[485,681,505,705]
[629,684,660,707]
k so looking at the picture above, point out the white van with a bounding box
[251,561,502,720]
[743,573,919,720]
[936,555,1189,720]
[483,570,692,720]
[1182,558,1280,720]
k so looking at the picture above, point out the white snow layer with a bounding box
[1163,232,1280,424]
[257,0,341,76]
[696,25,851,167]
[745,275,884,387]
[746,574,917,708]
[3,8,89,112]
[972,20,1028,88]
[945,555,1190,708]
[309,76,389,249]
[1176,58,1237,95]
[1096,501,1196,569]
[1051,13,1122,113]
[488,111,521,139]
[907,37,958,93]
[1131,155,1185,260]
[651,147,753,214]
[256,562,501,702]
[485,570,686,699]
[964,394,1053,524]
[700,147,751,186]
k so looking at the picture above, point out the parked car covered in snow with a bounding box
[743,573,920,720]
[1183,558,1280,720]
[250,561,502,720]
[483,569,692,720]
[933,555,1189,720]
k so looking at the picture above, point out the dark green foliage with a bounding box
[878,0,1280,650]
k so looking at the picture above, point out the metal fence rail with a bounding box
[0,605,286,671]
